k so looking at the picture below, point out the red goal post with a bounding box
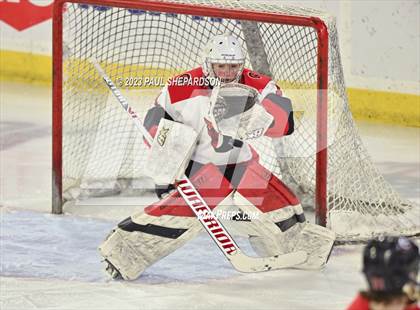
[52,0,329,222]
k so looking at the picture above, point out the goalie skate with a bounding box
[103,259,122,280]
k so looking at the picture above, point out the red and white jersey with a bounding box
[146,66,293,166]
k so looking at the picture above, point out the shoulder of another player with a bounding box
[167,67,210,104]
[241,68,274,92]
[346,294,369,310]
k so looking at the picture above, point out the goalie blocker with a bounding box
[144,119,198,185]
[99,153,335,280]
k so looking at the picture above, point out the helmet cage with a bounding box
[205,58,245,83]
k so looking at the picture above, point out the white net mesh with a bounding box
[58,0,420,241]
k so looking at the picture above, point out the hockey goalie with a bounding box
[99,34,335,280]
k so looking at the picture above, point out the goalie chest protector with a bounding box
[159,67,276,166]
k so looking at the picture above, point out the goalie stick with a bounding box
[91,59,308,272]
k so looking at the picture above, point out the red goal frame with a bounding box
[52,0,329,226]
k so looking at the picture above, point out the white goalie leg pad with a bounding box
[231,192,302,256]
[253,206,335,269]
[144,119,198,185]
[99,211,202,280]
[249,212,305,257]
[254,206,335,269]
[292,222,336,269]
[233,193,335,268]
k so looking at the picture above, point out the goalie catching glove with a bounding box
[207,83,274,141]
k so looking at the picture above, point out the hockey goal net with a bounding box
[52,0,419,242]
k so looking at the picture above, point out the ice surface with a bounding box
[0,209,240,283]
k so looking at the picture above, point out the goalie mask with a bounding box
[202,34,245,84]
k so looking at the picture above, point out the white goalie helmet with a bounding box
[202,34,245,83]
